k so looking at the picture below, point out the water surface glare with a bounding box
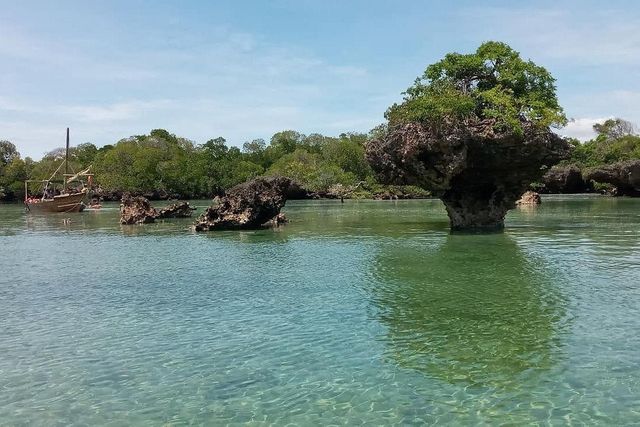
[1,197,639,425]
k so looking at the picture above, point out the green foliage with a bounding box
[88,129,373,196]
[0,140,19,166]
[593,118,636,141]
[571,135,640,167]
[386,41,567,133]
[0,142,29,199]
[569,118,640,168]
[267,149,355,192]
[320,133,372,180]
[2,127,425,200]
[0,157,29,199]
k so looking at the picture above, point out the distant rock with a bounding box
[266,212,288,226]
[194,176,292,231]
[120,195,158,224]
[585,160,640,196]
[541,165,587,193]
[157,202,196,219]
[516,191,542,205]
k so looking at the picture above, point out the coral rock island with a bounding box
[367,119,570,230]
[120,196,196,224]
[194,176,291,231]
[366,41,572,230]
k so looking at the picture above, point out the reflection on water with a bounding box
[371,234,566,388]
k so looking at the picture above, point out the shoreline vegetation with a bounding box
[1,118,639,204]
[0,129,431,203]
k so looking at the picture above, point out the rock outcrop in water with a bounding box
[194,176,291,231]
[121,197,197,224]
[516,191,542,205]
[366,119,571,230]
[120,195,158,224]
[540,165,587,193]
[157,202,196,218]
[585,160,640,196]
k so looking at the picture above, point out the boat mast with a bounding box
[64,127,69,192]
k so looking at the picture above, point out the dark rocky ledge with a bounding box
[120,197,197,224]
[194,176,291,231]
[540,165,587,194]
[157,202,196,219]
[585,160,640,196]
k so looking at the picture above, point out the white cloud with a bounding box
[557,117,611,141]
[60,100,173,122]
[561,90,640,129]
[0,21,383,158]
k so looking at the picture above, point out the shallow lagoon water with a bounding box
[1,196,639,425]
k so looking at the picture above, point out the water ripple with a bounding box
[1,197,639,424]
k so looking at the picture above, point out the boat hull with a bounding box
[26,192,87,213]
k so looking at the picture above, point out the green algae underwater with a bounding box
[1,196,639,424]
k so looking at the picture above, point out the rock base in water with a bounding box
[516,191,542,206]
[120,195,158,224]
[194,176,291,231]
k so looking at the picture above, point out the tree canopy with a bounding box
[1,128,414,201]
[385,41,567,134]
[569,118,640,168]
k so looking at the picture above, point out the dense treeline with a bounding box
[0,129,427,201]
[530,118,640,194]
[568,118,640,167]
[2,118,638,202]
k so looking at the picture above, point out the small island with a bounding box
[366,42,571,230]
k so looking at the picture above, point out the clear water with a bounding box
[1,196,639,425]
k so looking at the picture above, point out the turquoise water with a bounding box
[1,196,639,425]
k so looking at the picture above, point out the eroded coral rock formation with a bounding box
[194,176,291,231]
[366,119,571,230]
[541,165,586,193]
[120,195,158,224]
[585,160,640,196]
[516,191,542,205]
[157,202,196,219]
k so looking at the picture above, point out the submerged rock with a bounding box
[194,176,292,231]
[585,160,640,196]
[266,212,288,226]
[366,119,571,230]
[540,165,587,193]
[157,202,196,219]
[516,191,542,205]
[120,195,158,224]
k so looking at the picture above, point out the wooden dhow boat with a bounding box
[24,128,93,213]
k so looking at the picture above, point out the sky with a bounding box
[1,0,639,159]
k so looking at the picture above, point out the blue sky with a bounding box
[1,0,639,159]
